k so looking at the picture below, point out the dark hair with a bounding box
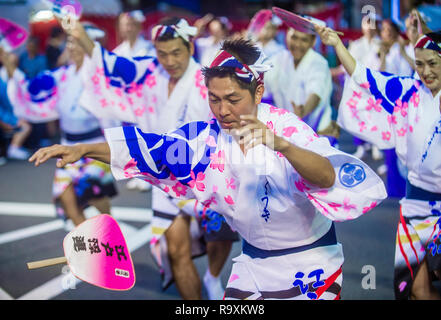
[426,31,441,43]
[155,17,191,50]
[50,26,64,38]
[209,16,231,33]
[202,38,261,96]
[382,19,400,35]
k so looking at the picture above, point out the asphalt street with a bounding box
[0,129,404,300]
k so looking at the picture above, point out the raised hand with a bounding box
[232,114,282,153]
[314,24,341,47]
[57,16,94,56]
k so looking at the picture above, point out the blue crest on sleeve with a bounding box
[339,163,366,188]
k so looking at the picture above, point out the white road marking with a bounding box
[1,201,154,300]
[0,209,146,245]
[0,201,152,222]
[0,287,13,300]
[0,220,64,245]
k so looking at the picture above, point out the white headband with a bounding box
[151,18,198,42]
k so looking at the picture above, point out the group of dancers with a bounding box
[1,7,440,300]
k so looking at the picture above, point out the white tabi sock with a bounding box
[203,269,224,300]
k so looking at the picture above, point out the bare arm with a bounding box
[292,93,321,118]
[29,142,110,167]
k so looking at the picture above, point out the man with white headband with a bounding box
[316,9,441,299]
[30,38,387,300]
[264,19,338,146]
[114,10,155,58]
[60,16,238,300]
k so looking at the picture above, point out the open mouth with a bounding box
[423,78,435,85]
[220,121,235,128]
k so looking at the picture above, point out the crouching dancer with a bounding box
[30,39,387,300]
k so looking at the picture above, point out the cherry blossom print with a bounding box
[360,82,370,89]
[394,99,408,118]
[358,121,367,132]
[172,181,187,197]
[269,105,288,116]
[91,74,100,85]
[100,98,108,108]
[228,274,239,283]
[145,74,156,88]
[352,90,362,99]
[362,201,377,214]
[410,92,420,108]
[199,85,208,99]
[224,195,235,205]
[282,126,298,137]
[387,114,397,125]
[328,202,342,211]
[134,106,146,117]
[188,171,206,191]
[366,97,382,112]
[225,177,236,190]
[124,158,138,171]
[396,127,407,137]
[346,97,358,109]
[209,150,225,172]
[342,197,357,212]
[382,131,391,141]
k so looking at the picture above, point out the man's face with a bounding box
[380,21,398,44]
[119,15,141,41]
[155,37,193,80]
[286,29,315,63]
[415,48,441,95]
[26,40,39,56]
[258,21,277,42]
[208,20,226,39]
[361,16,377,38]
[207,76,262,130]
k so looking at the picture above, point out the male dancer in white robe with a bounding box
[113,10,156,58]
[264,25,338,146]
[61,17,238,300]
[29,38,387,300]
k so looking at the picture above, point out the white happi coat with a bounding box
[79,42,211,133]
[338,62,441,216]
[347,35,381,69]
[264,48,333,132]
[78,42,213,227]
[105,103,387,299]
[7,63,110,144]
